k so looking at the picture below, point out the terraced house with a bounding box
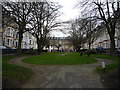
[84,23,120,50]
[2,26,37,49]
[92,26,120,49]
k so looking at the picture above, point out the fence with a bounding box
[1,49,30,55]
[1,49,48,55]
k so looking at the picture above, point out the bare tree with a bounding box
[69,18,88,51]
[79,0,120,55]
[29,2,61,54]
[2,2,33,53]
[69,16,102,51]
[85,17,99,49]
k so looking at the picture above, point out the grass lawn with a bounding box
[2,55,33,85]
[22,52,97,65]
[22,52,119,71]
[91,54,119,61]
[0,56,2,78]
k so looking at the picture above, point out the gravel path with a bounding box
[8,56,114,88]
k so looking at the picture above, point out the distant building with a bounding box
[44,37,73,52]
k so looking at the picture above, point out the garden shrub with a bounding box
[85,49,97,56]
[27,48,36,54]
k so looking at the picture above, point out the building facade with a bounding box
[2,26,74,51]
[45,37,73,52]
[3,26,37,49]
[83,25,120,49]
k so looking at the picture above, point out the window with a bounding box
[11,39,12,42]
[3,31,6,35]
[16,41,18,47]
[13,33,15,38]
[16,32,19,39]
[7,39,9,46]
[117,39,119,48]
[13,41,14,46]
[10,30,12,36]
[5,38,7,44]
[30,39,32,44]
[106,43,108,48]
[13,31,15,38]
[25,43,27,49]
[14,41,16,46]
[7,29,10,36]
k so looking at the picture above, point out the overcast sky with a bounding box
[49,0,80,37]
[50,0,79,21]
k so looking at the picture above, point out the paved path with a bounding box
[8,56,114,88]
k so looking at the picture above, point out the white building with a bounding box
[83,25,120,49]
[3,26,37,49]
[92,26,120,49]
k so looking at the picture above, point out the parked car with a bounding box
[0,45,7,49]
[96,47,106,53]
[0,46,17,55]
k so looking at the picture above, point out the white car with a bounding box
[0,45,7,49]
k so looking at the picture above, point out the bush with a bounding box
[27,48,36,54]
[85,49,97,56]
[80,52,83,56]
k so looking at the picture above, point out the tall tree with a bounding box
[2,2,33,53]
[69,18,88,51]
[29,2,61,54]
[94,0,120,55]
[79,0,120,55]
[85,17,99,49]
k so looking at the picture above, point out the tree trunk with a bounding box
[88,42,91,50]
[37,38,40,54]
[37,38,43,54]
[17,32,23,54]
[106,25,116,56]
[109,33,115,56]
